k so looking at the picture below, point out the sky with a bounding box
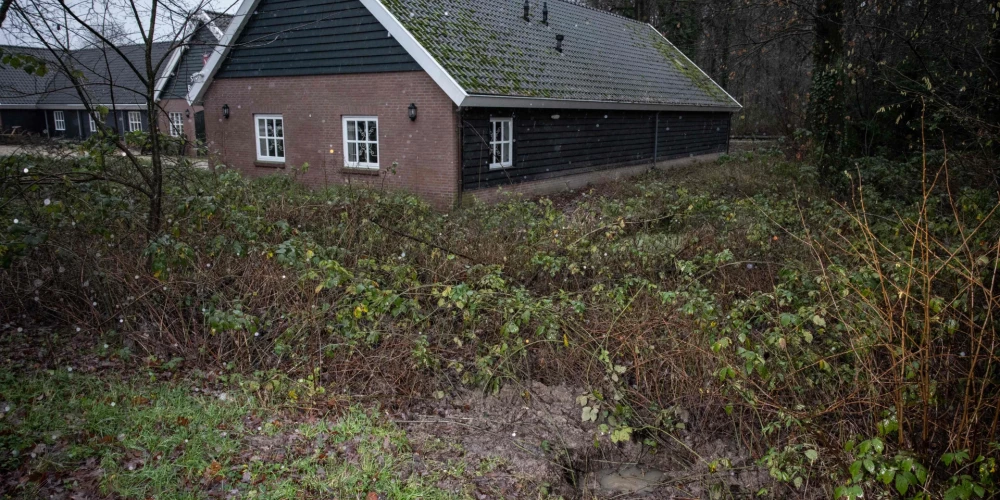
[0,0,242,47]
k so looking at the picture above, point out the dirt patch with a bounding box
[395,381,769,499]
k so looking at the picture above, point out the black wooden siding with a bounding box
[161,22,220,99]
[216,0,421,79]
[0,110,46,135]
[461,108,731,191]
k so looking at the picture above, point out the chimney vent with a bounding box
[555,34,564,52]
[542,2,548,24]
[523,0,530,21]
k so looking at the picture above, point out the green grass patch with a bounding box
[0,370,451,499]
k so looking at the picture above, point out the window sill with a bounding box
[489,164,513,170]
[254,160,286,169]
[341,166,380,176]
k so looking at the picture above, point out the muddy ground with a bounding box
[394,382,769,499]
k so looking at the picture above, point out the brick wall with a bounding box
[158,99,203,156]
[201,71,461,210]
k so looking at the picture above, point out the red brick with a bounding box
[201,71,460,210]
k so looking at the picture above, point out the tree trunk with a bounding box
[808,0,845,182]
[0,0,13,28]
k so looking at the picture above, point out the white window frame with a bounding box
[168,112,184,138]
[53,111,66,131]
[342,116,379,169]
[255,114,285,162]
[128,111,143,132]
[89,114,98,133]
[489,117,513,169]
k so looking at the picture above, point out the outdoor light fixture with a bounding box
[222,104,230,119]
[408,103,417,121]
[185,109,190,118]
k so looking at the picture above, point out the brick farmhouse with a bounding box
[190,0,741,208]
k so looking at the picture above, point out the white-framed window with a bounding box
[128,111,143,132]
[489,117,513,169]
[255,114,285,162]
[343,116,379,169]
[53,111,66,131]
[89,114,98,132]
[168,112,184,137]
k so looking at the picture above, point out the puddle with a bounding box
[587,465,666,494]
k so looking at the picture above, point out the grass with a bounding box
[0,369,452,499]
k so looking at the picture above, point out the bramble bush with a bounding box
[1,144,998,497]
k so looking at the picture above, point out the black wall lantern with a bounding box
[185,109,191,118]
[222,104,230,119]
[408,103,418,121]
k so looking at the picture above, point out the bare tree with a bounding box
[5,0,225,237]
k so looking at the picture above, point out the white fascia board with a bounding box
[154,18,198,102]
[359,0,467,106]
[646,24,742,110]
[154,44,187,102]
[199,11,227,41]
[460,95,741,113]
[188,0,261,105]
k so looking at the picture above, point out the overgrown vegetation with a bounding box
[2,143,998,497]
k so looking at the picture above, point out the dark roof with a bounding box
[161,13,234,99]
[381,0,739,108]
[35,42,174,106]
[0,46,58,105]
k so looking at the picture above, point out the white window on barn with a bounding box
[255,114,285,162]
[89,114,98,133]
[489,117,513,169]
[168,112,184,137]
[54,111,66,131]
[128,111,143,132]
[342,116,379,169]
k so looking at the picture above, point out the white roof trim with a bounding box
[153,44,187,102]
[646,24,742,110]
[461,95,740,113]
[358,0,467,106]
[199,11,227,41]
[188,0,259,104]
[154,15,209,102]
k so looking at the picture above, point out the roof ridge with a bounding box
[548,0,648,25]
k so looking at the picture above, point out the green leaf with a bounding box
[871,438,884,453]
[811,315,826,327]
[779,313,796,326]
[804,449,818,463]
[880,469,895,484]
[863,458,875,474]
[895,472,910,495]
[849,460,863,481]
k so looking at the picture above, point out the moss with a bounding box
[641,27,729,103]
[383,0,546,97]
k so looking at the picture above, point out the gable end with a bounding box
[215,0,421,79]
